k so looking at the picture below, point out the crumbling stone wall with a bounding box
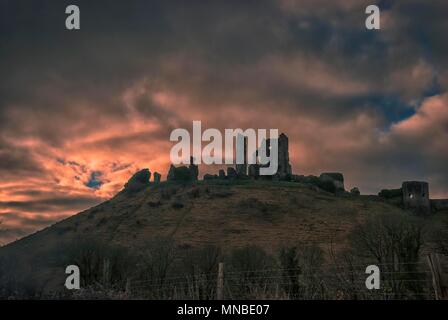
[236,136,248,176]
[167,157,198,182]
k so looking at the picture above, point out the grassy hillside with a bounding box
[1,181,410,250]
[0,180,445,299]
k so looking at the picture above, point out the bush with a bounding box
[188,188,200,198]
[172,201,184,209]
[64,239,135,290]
[134,238,176,298]
[378,188,402,199]
[279,247,301,298]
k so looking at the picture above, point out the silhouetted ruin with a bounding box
[235,135,248,176]
[273,133,292,178]
[167,157,198,182]
[402,181,431,215]
[153,172,161,184]
[122,132,448,215]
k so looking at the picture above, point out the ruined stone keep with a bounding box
[266,133,292,178]
[236,136,248,176]
[402,181,431,215]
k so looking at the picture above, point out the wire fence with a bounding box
[120,261,435,300]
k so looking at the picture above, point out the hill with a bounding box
[0,180,444,298]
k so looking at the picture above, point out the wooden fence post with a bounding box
[217,262,224,300]
[102,258,110,286]
[125,278,131,296]
[427,253,448,300]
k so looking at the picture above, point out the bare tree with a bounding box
[279,246,301,299]
[226,246,275,299]
[135,237,176,298]
[66,238,134,291]
[431,218,448,256]
[349,213,426,299]
[181,245,222,299]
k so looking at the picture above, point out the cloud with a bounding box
[0,196,100,213]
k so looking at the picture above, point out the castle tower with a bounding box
[278,133,292,176]
[236,135,248,175]
[189,156,198,181]
[265,133,292,177]
[402,181,431,215]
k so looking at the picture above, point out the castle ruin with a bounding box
[277,133,292,177]
[235,136,248,176]
[130,131,448,215]
[245,133,292,179]
[402,181,431,215]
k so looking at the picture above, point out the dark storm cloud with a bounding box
[0,211,60,227]
[0,0,437,126]
[0,138,44,179]
[0,195,100,213]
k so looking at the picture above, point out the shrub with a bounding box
[172,201,184,209]
[64,239,135,290]
[188,188,200,198]
[378,188,402,199]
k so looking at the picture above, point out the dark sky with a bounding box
[1,0,448,244]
